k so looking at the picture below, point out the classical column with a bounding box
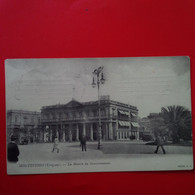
[43,130,47,142]
[116,131,119,140]
[128,131,131,139]
[104,123,107,140]
[109,122,113,140]
[83,123,86,136]
[50,129,52,142]
[76,124,79,141]
[90,123,93,141]
[41,129,44,142]
[56,129,59,141]
[62,129,65,142]
[109,107,112,117]
[62,125,66,142]
[69,124,72,142]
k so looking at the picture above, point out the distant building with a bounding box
[7,110,41,143]
[40,97,139,142]
[139,117,151,132]
[139,116,155,140]
[139,113,165,140]
[147,113,164,130]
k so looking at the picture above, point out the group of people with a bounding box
[7,133,166,163]
[52,134,87,153]
[7,134,88,163]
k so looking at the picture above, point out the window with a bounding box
[112,108,117,116]
[23,116,28,123]
[15,115,18,123]
[101,109,105,116]
[59,112,62,119]
[46,114,50,120]
[85,110,89,117]
[76,112,80,118]
[67,112,72,118]
[79,112,83,117]
[52,113,56,119]
[72,112,76,118]
[92,110,97,116]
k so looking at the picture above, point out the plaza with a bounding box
[15,141,193,162]
[7,141,193,174]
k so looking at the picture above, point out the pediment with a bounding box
[65,99,83,108]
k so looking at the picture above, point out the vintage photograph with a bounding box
[5,57,193,174]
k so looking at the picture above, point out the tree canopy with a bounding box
[161,105,192,143]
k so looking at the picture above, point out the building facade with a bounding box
[40,98,139,142]
[7,110,41,143]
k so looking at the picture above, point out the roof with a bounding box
[42,98,138,111]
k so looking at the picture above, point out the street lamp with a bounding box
[92,66,105,149]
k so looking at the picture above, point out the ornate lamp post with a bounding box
[92,66,105,149]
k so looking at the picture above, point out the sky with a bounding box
[5,57,191,117]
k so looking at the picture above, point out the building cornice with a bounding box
[7,110,41,115]
[41,99,138,111]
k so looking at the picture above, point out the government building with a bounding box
[40,96,140,142]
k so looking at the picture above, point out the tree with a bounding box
[161,105,192,143]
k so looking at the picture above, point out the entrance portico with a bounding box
[41,121,117,142]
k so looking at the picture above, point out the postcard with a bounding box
[5,57,193,174]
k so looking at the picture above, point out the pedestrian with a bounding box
[154,134,166,154]
[52,137,59,153]
[80,134,87,152]
[7,135,20,162]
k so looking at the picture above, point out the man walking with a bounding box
[154,134,166,154]
[80,134,87,152]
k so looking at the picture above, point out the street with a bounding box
[16,141,193,162]
[7,141,193,175]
